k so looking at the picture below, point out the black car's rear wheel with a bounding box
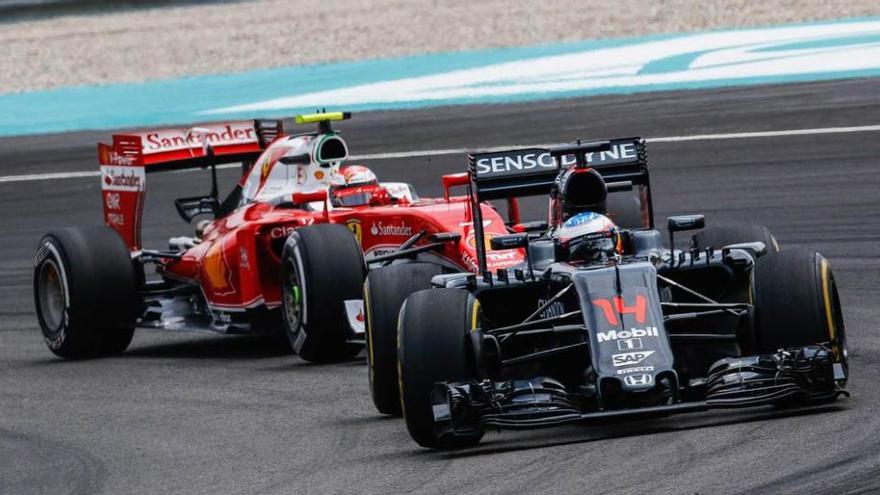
[365,263,444,416]
[752,250,847,384]
[398,288,483,449]
[33,226,138,359]
[281,224,366,363]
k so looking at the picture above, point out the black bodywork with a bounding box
[423,138,848,440]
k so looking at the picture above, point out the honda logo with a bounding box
[623,374,653,386]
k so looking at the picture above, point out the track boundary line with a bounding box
[2,123,879,184]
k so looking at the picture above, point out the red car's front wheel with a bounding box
[281,223,366,363]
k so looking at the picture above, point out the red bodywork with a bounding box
[98,120,524,314]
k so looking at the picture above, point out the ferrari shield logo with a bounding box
[346,219,362,244]
[260,158,272,182]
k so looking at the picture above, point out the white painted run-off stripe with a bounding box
[2,123,879,184]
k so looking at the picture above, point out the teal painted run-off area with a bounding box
[2,17,880,137]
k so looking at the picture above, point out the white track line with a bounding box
[2,123,879,184]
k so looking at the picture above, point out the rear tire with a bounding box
[752,250,847,382]
[281,224,366,363]
[365,263,444,416]
[605,192,648,229]
[398,288,483,449]
[692,222,779,253]
[33,226,138,359]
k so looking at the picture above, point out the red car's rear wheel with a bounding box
[33,226,138,359]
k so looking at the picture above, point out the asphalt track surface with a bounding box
[1,77,879,494]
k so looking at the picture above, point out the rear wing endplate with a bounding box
[97,119,283,249]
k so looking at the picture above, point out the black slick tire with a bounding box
[692,222,779,253]
[398,288,483,449]
[365,263,444,416]
[33,226,138,359]
[281,224,366,363]
[752,250,847,382]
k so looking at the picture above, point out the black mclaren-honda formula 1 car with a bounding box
[394,138,849,449]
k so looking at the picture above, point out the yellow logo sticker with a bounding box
[346,219,362,244]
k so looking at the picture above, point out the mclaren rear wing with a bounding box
[466,137,651,271]
[467,137,648,199]
[98,119,283,249]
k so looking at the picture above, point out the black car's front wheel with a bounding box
[398,288,483,449]
[752,250,847,385]
[692,222,779,253]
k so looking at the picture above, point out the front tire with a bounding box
[752,250,847,383]
[692,222,779,253]
[281,224,366,363]
[33,226,138,359]
[398,288,483,449]
[365,263,444,416]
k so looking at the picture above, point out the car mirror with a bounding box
[512,221,549,233]
[667,215,705,232]
[490,233,529,250]
[666,214,705,267]
[429,232,462,243]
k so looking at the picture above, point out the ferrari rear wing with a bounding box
[98,119,283,249]
[466,137,651,272]
[97,119,283,172]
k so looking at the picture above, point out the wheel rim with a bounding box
[283,259,303,336]
[38,259,65,333]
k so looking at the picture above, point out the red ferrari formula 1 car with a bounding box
[32,113,528,362]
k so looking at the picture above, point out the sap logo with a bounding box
[597,326,659,343]
[612,350,654,367]
[623,374,653,386]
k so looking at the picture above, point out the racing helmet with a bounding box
[555,211,619,262]
[330,164,383,207]
[549,167,608,226]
